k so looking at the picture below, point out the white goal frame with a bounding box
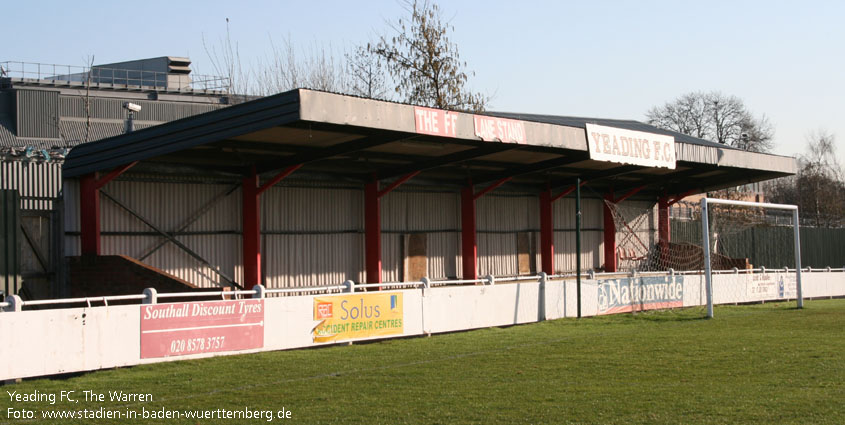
[701,198,803,318]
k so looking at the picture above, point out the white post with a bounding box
[253,284,266,299]
[143,288,157,305]
[701,198,714,319]
[6,295,23,312]
[793,209,803,308]
[344,280,355,293]
[700,197,802,316]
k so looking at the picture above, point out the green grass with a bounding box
[3,300,844,424]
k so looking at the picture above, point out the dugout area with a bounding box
[60,88,797,292]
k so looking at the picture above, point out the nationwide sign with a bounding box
[312,293,403,343]
[140,299,264,359]
[597,275,684,315]
[586,123,676,169]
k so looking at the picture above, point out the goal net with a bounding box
[699,198,803,317]
[604,197,804,318]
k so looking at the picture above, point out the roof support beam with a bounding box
[365,171,421,286]
[613,185,645,203]
[540,189,554,274]
[474,177,511,200]
[472,155,588,186]
[376,145,515,181]
[257,164,303,195]
[79,162,138,256]
[462,185,477,280]
[550,164,642,192]
[603,191,617,273]
[551,180,588,203]
[378,171,421,198]
[253,132,408,174]
[243,164,302,289]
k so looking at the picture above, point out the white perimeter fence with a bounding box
[2,269,845,381]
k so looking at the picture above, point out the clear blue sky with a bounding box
[4,0,844,162]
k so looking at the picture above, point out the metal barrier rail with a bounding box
[3,268,842,313]
[0,61,230,91]
[265,285,347,295]
[156,290,256,299]
[22,294,147,307]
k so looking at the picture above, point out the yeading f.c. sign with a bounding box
[586,123,676,169]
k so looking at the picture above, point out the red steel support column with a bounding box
[461,186,477,280]
[603,191,617,272]
[540,189,554,274]
[365,181,382,284]
[658,197,670,246]
[80,173,100,256]
[242,170,261,289]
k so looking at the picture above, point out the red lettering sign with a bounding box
[473,115,526,144]
[140,299,264,359]
[413,106,458,138]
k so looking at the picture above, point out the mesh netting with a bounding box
[604,200,797,273]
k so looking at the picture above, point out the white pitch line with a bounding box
[141,321,264,334]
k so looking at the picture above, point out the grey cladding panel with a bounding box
[60,96,222,121]
[16,90,59,139]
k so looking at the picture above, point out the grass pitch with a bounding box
[3,300,844,424]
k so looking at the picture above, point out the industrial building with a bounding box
[1,57,231,298]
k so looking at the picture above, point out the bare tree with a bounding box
[202,18,253,103]
[255,37,351,95]
[371,0,487,111]
[346,44,390,99]
[766,130,845,226]
[647,91,774,153]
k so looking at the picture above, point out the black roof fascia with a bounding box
[63,90,302,178]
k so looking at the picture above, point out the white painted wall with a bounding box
[2,272,844,381]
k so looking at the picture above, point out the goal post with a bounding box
[701,197,803,318]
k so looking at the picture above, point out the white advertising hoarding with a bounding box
[586,123,676,169]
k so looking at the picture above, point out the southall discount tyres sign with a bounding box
[312,293,404,343]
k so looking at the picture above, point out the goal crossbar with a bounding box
[700,198,803,318]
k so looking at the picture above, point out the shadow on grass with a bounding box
[622,308,710,323]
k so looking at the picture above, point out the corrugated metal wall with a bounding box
[59,97,222,121]
[1,160,63,210]
[65,177,658,288]
[381,190,460,281]
[63,179,80,255]
[16,90,59,139]
[476,194,538,277]
[553,197,605,272]
[262,185,364,288]
[94,180,242,288]
[1,190,22,297]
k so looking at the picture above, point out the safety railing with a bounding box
[0,61,229,92]
[3,268,841,313]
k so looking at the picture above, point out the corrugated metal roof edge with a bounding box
[486,110,797,168]
[63,90,303,177]
[487,111,727,149]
